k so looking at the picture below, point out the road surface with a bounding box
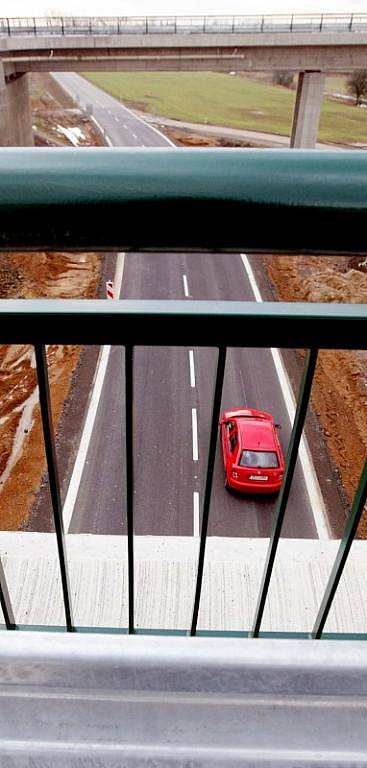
[54,72,328,540]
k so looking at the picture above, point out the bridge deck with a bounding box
[1,532,366,634]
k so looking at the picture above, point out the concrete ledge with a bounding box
[1,534,367,633]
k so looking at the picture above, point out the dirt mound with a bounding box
[266,255,367,536]
[0,253,101,530]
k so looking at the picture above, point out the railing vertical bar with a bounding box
[312,456,367,639]
[190,346,226,636]
[251,348,318,638]
[34,344,74,632]
[125,344,134,634]
[0,559,16,629]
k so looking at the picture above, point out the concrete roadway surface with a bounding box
[54,73,332,539]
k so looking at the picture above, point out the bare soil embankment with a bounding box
[0,74,102,530]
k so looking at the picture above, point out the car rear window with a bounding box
[239,450,279,468]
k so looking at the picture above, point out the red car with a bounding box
[220,408,285,494]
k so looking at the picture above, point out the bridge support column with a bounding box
[290,71,325,148]
[0,62,33,147]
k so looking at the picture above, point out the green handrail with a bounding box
[1,149,367,254]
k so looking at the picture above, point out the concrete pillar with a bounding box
[0,62,33,146]
[290,71,325,148]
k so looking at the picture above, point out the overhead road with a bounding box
[1,13,367,37]
[2,14,367,147]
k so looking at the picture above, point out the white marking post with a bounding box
[106,280,114,299]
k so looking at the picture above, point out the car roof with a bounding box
[238,417,276,452]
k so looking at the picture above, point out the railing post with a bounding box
[33,18,37,35]
[290,14,294,31]
[251,348,318,638]
[125,344,135,635]
[0,559,16,630]
[6,18,10,36]
[319,14,324,31]
[61,17,64,35]
[312,456,367,639]
[349,14,354,31]
[34,344,74,632]
[190,346,226,636]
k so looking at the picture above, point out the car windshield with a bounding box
[239,450,279,468]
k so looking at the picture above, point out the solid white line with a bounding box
[63,253,125,532]
[193,491,200,537]
[240,253,330,539]
[189,350,196,388]
[183,274,189,297]
[192,408,199,462]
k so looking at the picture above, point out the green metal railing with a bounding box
[0,13,366,36]
[0,148,366,638]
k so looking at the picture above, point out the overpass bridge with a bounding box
[1,13,367,147]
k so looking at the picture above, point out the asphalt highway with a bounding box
[55,73,324,539]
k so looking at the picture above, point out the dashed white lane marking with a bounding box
[183,274,189,297]
[193,491,200,537]
[189,350,196,388]
[192,408,199,462]
[63,253,126,533]
[132,133,138,139]
[123,124,128,129]
[114,116,120,122]
[240,253,330,539]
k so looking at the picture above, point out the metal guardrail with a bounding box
[0,13,366,37]
[0,148,366,639]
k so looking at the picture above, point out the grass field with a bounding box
[83,71,367,144]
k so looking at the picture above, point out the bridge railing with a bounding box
[0,148,366,639]
[0,13,367,36]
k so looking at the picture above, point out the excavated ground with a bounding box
[0,73,365,535]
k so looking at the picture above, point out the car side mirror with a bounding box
[275,423,281,429]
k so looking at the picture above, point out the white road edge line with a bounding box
[193,491,200,537]
[192,408,199,462]
[117,102,176,147]
[240,253,330,540]
[63,252,126,532]
[189,350,196,388]
[183,274,189,297]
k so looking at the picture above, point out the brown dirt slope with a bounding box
[0,75,103,531]
[266,255,367,536]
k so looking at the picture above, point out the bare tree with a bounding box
[346,70,367,105]
[272,71,294,88]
